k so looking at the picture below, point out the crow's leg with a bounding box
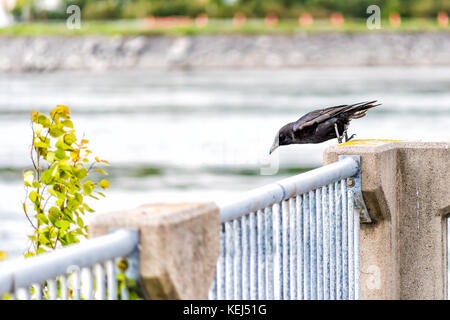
[334,123,343,144]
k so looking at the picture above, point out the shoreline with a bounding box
[1,31,450,72]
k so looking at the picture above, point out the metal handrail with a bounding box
[217,157,359,222]
[0,229,138,296]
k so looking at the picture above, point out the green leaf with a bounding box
[75,168,88,180]
[23,170,34,187]
[46,151,55,164]
[34,139,49,149]
[56,198,64,207]
[58,220,71,233]
[63,133,77,145]
[49,126,65,138]
[76,216,84,228]
[55,149,68,160]
[62,120,73,128]
[36,247,47,255]
[36,213,49,225]
[29,191,39,202]
[67,198,79,211]
[97,168,108,175]
[82,180,95,195]
[48,186,59,198]
[82,203,95,213]
[41,168,55,185]
[32,181,41,188]
[48,207,61,227]
[37,114,51,128]
[74,192,83,203]
[98,179,110,189]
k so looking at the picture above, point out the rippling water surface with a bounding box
[1,66,449,257]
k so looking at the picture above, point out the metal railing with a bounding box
[0,229,138,300]
[209,156,363,300]
[0,156,365,300]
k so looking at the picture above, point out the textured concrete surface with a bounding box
[324,140,450,300]
[1,32,450,72]
[89,202,220,300]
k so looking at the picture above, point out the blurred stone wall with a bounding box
[1,32,449,72]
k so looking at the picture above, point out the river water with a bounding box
[1,66,450,258]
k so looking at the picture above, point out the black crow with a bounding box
[269,101,380,154]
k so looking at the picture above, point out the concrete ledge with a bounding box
[324,140,450,300]
[89,202,221,300]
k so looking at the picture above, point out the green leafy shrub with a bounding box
[22,105,110,256]
[81,0,122,20]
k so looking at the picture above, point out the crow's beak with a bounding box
[269,139,279,155]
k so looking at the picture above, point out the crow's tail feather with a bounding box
[345,100,380,120]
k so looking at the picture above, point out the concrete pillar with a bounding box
[89,202,220,300]
[324,140,450,300]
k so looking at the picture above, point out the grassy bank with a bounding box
[0,18,448,36]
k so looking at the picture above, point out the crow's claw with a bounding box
[345,133,356,142]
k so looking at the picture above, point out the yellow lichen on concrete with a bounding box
[338,139,403,146]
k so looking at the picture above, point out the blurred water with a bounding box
[1,66,449,257]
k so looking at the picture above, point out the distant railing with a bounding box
[209,156,364,300]
[0,229,138,300]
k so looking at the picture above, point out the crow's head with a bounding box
[269,124,294,154]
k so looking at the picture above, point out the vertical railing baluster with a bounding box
[316,188,324,300]
[233,219,242,300]
[272,203,282,300]
[106,260,116,300]
[15,288,29,300]
[295,195,305,300]
[296,194,304,300]
[249,212,258,300]
[32,284,42,300]
[335,180,343,300]
[59,275,68,300]
[341,180,349,300]
[225,221,234,300]
[47,279,57,300]
[329,183,336,300]
[81,267,94,300]
[216,225,226,300]
[347,185,355,300]
[354,193,361,300]
[322,186,330,300]
[72,270,81,300]
[288,197,297,300]
[264,206,274,300]
[94,264,105,300]
[302,193,310,299]
[257,209,266,299]
[241,215,250,300]
[309,191,317,299]
[281,200,290,300]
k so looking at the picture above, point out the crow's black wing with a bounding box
[295,104,347,124]
[293,101,379,132]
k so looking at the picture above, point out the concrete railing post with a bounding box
[324,140,450,300]
[89,203,221,300]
